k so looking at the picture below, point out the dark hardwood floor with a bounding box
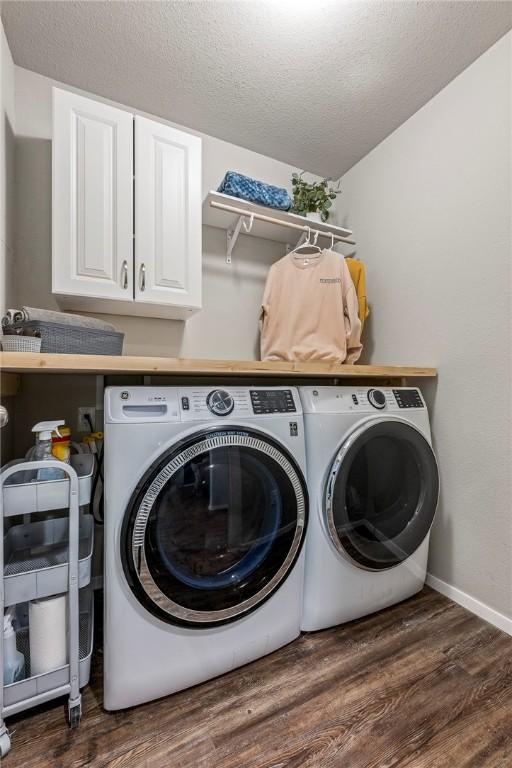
[6,587,512,767]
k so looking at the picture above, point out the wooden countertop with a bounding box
[0,352,437,378]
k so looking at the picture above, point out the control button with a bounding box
[352,394,358,405]
[206,389,234,416]
[181,396,190,411]
[367,389,386,409]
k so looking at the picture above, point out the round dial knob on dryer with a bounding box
[367,389,386,409]
[206,389,234,416]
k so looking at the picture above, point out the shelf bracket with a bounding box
[226,213,254,264]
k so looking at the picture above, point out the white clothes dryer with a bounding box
[103,386,308,709]
[299,386,439,632]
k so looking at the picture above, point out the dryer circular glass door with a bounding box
[122,427,308,627]
[325,419,439,570]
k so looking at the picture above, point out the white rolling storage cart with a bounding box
[0,456,95,757]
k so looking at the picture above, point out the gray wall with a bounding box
[336,33,512,619]
[0,20,16,463]
[0,19,15,317]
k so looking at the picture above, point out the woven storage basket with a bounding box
[1,335,42,353]
[8,321,124,355]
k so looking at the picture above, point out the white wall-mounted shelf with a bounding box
[203,191,355,263]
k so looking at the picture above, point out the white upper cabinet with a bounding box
[52,88,133,301]
[135,116,201,311]
[52,88,202,320]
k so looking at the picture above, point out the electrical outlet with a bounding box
[77,406,96,433]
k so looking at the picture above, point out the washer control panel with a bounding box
[177,386,302,420]
[105,386,303,422]
[206,389,234,416]
[250,389,296,414]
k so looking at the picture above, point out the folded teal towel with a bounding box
[218,172,292,211]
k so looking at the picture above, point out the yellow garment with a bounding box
[346,258,369,330]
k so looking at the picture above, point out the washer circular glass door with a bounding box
[325,418,439,570]
[122,427,308,627]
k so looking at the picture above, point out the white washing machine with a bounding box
[299,386,439,632]
[103,385,308,710]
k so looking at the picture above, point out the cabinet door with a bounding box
[52,88,133,301]
[134,116,201,312]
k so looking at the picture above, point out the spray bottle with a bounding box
[3,608,25,685]
[31,420,65,480]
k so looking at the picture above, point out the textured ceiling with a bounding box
[2,1,511,177]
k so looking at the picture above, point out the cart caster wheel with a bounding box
[68,705,81,729]
[0,729,12,757]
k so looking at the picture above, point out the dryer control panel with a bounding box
[299,386,426,414]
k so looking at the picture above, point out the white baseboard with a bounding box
[426,573,512,637]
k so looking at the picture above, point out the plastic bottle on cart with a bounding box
[51,425,71,463]
[3,608,25,685]
[31,420,66,480]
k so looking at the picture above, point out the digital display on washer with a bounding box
[250,389,296,414]
[392,389,424,408]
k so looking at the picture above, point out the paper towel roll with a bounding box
[29,595,67,676]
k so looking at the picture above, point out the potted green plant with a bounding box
[291,173,341,222]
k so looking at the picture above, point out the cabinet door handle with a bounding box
[139,263,146,292]
[121,260,129,290]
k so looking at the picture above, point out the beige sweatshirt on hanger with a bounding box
[259,248,362,364]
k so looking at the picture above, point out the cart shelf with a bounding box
[1,454,94,516]
[4,514,93,606]
[3,587,94,715]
